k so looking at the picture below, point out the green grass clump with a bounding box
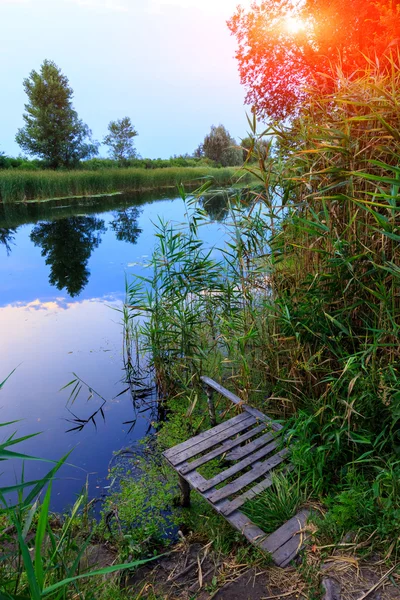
[0,166,249,203]
[241,472,309,535]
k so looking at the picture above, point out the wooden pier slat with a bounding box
[225,430,278,461]
[168,415,257,466]
[163,377,306,567]
[220,464,295,516]
[198,441,282,494]
[200,376,283,431]
[259,509,310,555]
[220,474,275,516]
[206,449,289,504]
[163,412,251,460]
[179,423,267,475]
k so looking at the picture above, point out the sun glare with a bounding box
[284,15,305,34]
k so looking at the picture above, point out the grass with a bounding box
[0,377,158,599]
[0,166,251,203]
[241,472,309,535]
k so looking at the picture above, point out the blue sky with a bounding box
[1,0,252,159]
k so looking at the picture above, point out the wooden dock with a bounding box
[163,376,310,568]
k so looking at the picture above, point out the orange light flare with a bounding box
[283,14,307,36]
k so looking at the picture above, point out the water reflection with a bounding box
[200,191,229,222]
[30,216,107,297]
[0,227,17,255]
[110,207,142,244]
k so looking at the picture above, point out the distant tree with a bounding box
[103,117,138,163]
[16,60,98,169]
[202,125,242,166]
[30,215,106,297]
[193,144,204,158]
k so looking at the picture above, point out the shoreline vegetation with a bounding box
[0,166,251,203]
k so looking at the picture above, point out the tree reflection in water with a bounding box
[30,216,106,297]
[109,207,142,244]
[0,228,17,255]
[200,191,229,222]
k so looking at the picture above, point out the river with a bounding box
[0,190,227,511]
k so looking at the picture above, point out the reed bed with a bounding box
[124,59,400,554]
[0,166,248,203]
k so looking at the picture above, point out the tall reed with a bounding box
[0,166,250,203]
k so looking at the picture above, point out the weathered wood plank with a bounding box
[220,475,274,516]
[179,423,267,475]
[200,376,283,432]
[198,441,282,494]
[168,415,257,466]
[163,412,250,459]
[258,509,310,555]
[269,510,310,567]
[206,449,289,504]
[225,509,271,550]
[200,376,243,405]
[220,465,295,516]
[225,430,277,461]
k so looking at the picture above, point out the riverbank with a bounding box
[0,166,250,203]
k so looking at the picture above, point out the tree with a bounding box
[16,60,98,168]
[228,0,400,120]
[202,125,242,166]
[103,117,138,163]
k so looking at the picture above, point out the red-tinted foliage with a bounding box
[228,0,400,120]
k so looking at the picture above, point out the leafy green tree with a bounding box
[103,117,138,163]
[228,0,400,119]
[16,60,98,169]
[30,216,106,296]
[202,125,242,166]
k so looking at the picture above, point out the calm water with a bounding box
[0,191,226,511]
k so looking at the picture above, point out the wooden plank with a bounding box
[243,405,283,431]
[168,415,257,466]
[178,423,267,475]
[206,449,289,504]
[198,441,281,493]
[200,376,243,405]
[220,465,295,516]
[269,511,310,567]
[225,430,277,461]
[200,376,283,432]
[163,412,249,459]
[220,474,274,516]
[225,509,271,550]
[258,509,310,555]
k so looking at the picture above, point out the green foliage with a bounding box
[0,373,157,599]
[202,125,243,167]
[15,60,98,168]
[0,166,249,203]
[103,117,138,164]
[242,472,309,535]
[122,60,400,557]
[228,0,400,119]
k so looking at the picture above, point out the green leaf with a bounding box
[41,556,161,596]
[35,483,52,590]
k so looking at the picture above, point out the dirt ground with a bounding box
[126,540,400,600]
